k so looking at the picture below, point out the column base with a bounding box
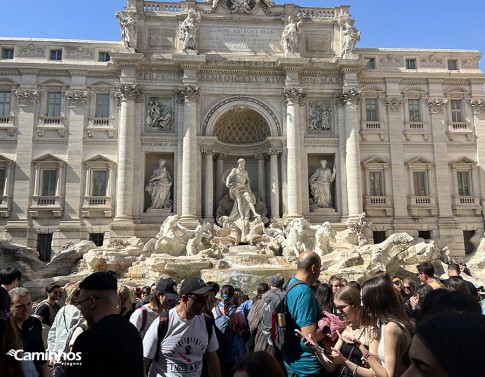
[178,215,201,229]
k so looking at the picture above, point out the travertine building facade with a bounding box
[1,0,484,258]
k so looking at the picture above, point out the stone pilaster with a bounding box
[113,83,143,221]
[215,153,226,206]
[385,88,407,218]
[337,87,362,217]
[177,84,199,221]
[255,153,267,203]
[201,145,214,220]
[268,146,282,220]
[284,86,306,218]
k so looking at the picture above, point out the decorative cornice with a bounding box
[428,97,448,113]
[176,84,199,103]
[14,89,38,105]
[69,70,89,77]
[336,87,361,105]
[283,86,306,105]
[18,68,39,75]
[113,83,143,102]
[385,96,403,112]
[66,90,88,107]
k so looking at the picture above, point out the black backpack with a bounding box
[261,280,305,351]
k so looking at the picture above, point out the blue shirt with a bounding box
[284,277,323,376]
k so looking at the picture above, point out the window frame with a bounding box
[0,155,14,217]
[82,155,115,217]
[95,93,110,118]
[49,49,63,61]
[405,58,417,69]
[365,98,379,122]
[447,59,458,71]
[1,48,14,60]
[0,91,11,117]
[98,52,111,62]
[449,157,481,216]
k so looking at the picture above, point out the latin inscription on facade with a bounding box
[200,26,281,52]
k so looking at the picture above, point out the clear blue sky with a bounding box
[1,0,484,70]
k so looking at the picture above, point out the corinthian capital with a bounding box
[336,87,361,105]
[428,97,448,113]
[385,96,403,112]
[15,89,38,106]
[177,84,199,103]
[470,98,485,114]
[66,90,88,107]
[114,83,144,102]
[283,87,306,105]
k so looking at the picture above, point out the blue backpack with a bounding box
[214,305,245,363]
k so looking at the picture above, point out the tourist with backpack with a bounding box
[143,275,221,377]
[130,277,179,339]
[212,284,247,376]
[283,251,327,377]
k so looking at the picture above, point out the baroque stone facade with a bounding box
[0,0,484,257]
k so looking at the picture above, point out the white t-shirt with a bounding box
[143,307,219,377]
[130,304,158,339]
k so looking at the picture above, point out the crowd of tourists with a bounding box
[1,256,485,377]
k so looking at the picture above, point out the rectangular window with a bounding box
[92,170,108,196]
[448,59,458,70]
[2,48,14,59]
[50,50,62,61]
[0,168,5,197]
[418,231,431,240]
[413,171,428,196]
[451,99,463,122]
[37,234,53,262]
[406,59,416,69]
[408,99,421,122]
[98,52,110,62]
[47,92,61,117]
[457,171,471,196]
[90,233,104,247]
[41,169,58,196]
[369,171,384,196]
[365,98,379,121]
[0,91,11,116]
[95,94,110,118]
[367,58,375,69]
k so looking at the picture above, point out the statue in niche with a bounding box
[146,100,174,131]
[308,102,332,132]
[180,9,201,51]
[145,159,173,210]
[281,15,303,54]
[314,221,334,256]
[340,18,360,57]
[309,159,336,210]
[225,158,260,221]
[115,11,136,50]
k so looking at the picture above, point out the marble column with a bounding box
[255,153,266,203]
[269,146,282,219]
[215,153,226,205]
[284,86,306,218]
[113,84,143,221]
[178,84,199,220]
[337,87,362,217]
[201,145,214,220]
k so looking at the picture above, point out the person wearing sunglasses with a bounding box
[66,272,144,377]
[143,275,221,377]
[33,283,62,327]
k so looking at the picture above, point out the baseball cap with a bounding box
[268,274,284,288]
[156,278,179,300]
[179,275,212,296]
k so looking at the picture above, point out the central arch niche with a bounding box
[213,107,270,144]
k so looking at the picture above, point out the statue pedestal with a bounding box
[312,207,337,214]
[146,208,172,215]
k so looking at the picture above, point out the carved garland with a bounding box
[66,90,88,107]
[428,97,448,113]
[385,97,403,112]
[470,98,485,114]
[15,89,38,105]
